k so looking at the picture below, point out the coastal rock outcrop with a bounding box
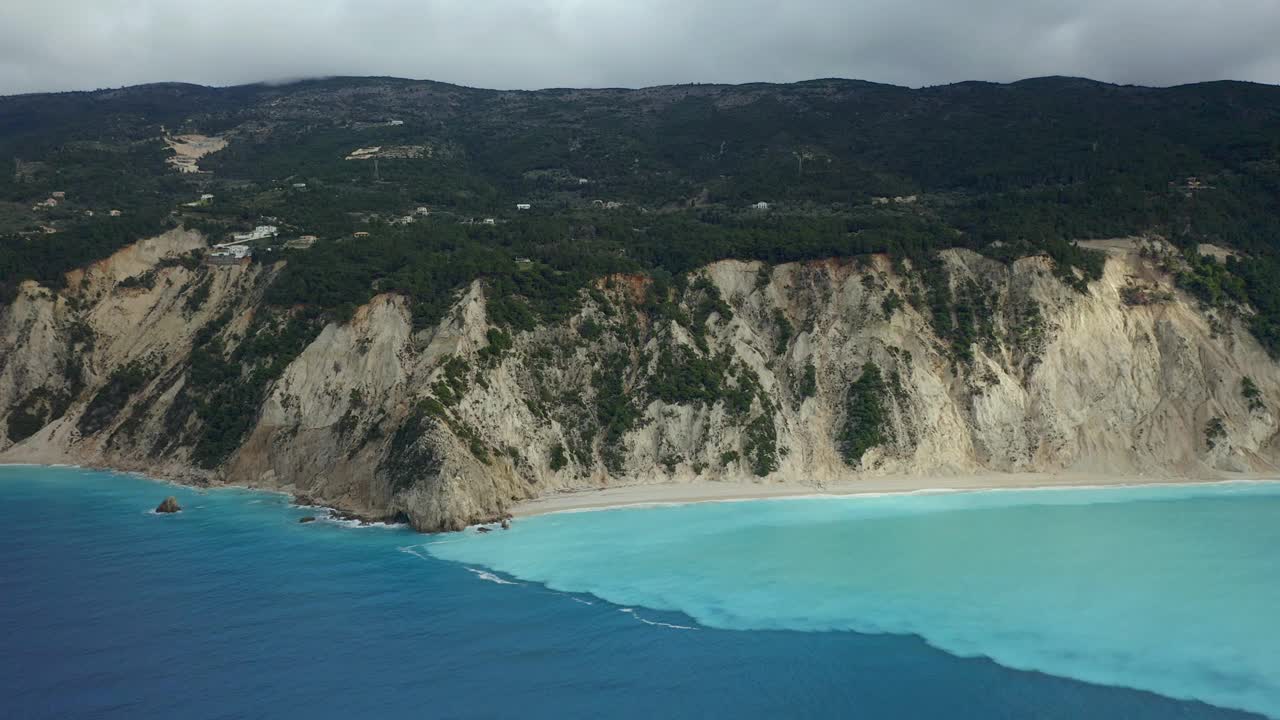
[3,232,1279,531]
[155,496,181,514]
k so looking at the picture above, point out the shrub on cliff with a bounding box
[838,362,891,468]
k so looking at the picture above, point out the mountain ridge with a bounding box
[7,73,1278,102]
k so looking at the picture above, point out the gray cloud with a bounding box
[1,0,1278,95]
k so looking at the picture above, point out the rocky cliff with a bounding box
[2,230,1277,530]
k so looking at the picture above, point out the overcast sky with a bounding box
[2,0,1278,95]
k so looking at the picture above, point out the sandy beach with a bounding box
[511,472,1274,517]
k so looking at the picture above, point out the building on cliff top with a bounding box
[207,244,252,266]
[230,225,278,243]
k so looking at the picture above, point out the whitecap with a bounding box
[319,513,407,530]
[465,567,520,585]
[620,608,696,630]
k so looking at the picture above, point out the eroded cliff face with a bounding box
[3,233,1278,530]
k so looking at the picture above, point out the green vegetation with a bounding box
[549,443,568,471]
[183,274,213,314]
[743,414,779,477]
[577,318,603,340]
[650,346,730,406]
[689,276,732,350]
[773,309,793,356]
[1175,248,1249,308]
[1120,282,1174,306]
[1205,417,1227,449]
[838,362,892,467]
[78,360,153,436]
[798,363,818,399]
[477,330,512,366]
[382,403,444,492]
[117,270,157,290]
[6,76,1280,472]
[1242,377,1265,413]
[0,208,174,302]
[881,290,903,318]
[593,352,641,473]
[335,389,364,438]
[648,344,766,421]
[3,76,1279,357]
[4,318,86,443]
[433,356,471,405]
[5,402,45,443]
[1226,254,1280,357]
[5,388,70,443]
[162,306,323,468]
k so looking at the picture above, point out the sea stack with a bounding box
[155,496,181,514]
[298,516,316,524]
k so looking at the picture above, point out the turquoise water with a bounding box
[430,483,1280,718]
[1,466,1274,719]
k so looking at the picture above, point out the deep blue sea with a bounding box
[2,466,1278,719]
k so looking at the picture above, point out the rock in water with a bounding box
[298,516,316,524]
[155,496,181,514]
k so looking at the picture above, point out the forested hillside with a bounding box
[2,75,1280,529]
[2,76,1278,351]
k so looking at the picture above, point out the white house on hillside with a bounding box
[230,225,279,243]
[207,244,252,265]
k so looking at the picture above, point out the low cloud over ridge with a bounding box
[2,0,1278,94]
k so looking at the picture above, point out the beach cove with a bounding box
[511,470,1276,516]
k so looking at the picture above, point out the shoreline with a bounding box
[511,472,1279,518]
[7,462,1277,530]
[0,462,412,529]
